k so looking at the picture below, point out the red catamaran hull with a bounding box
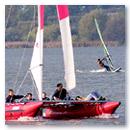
[5,101,43,120]
[42,101,120,119]
[5,101,120,120]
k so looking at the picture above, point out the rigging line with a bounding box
[29,70,39,100]
[13,6,36,91]
[5,5,13,29]
[16,70,29,95]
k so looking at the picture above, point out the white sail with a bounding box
[30,5,44,100]
[57,5,76,90]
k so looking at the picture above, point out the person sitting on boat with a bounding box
[75,96,87,101]
[19,93,35,102]
[52,83,68,100]
[86,91,104,101]
[75,91,106,101]
[97,58,111,71]
[64,92,72,100]
[42,92,50,100]
[6,89,24,103]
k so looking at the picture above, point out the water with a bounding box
[5,46,126,126]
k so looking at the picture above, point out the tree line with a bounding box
[5,5,125,47]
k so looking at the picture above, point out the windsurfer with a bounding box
[97,58,111,71]
[6,89,24,103]
[52,83,68,100]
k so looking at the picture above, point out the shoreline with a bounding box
[5,41,122,48]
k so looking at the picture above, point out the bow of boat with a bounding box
[101,101,121,114]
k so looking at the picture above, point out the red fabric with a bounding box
[57,5,69,20]
[40,5,44,29]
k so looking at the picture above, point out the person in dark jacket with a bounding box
[52,83,68,100]
[42,92,50,100]
[6,89,24,103]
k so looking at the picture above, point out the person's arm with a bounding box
[46,97,50,100]
[51,90,58,100]
[61,89,68,100]
[101,57,107,62]
[6,96,11,103]
[15,95,24,99]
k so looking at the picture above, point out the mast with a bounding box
[56,5,76,90]
[94,18,114,69]
[30,5,44,100]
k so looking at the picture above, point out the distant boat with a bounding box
[5,5,120,120]
[94,18,121,72]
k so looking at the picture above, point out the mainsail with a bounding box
[56,5,76,90]
[30,5,44,100]
[94,18,114,69]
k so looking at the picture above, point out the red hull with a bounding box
[5,101,120,120]
[42,101,120,119]
[5,101,43,120]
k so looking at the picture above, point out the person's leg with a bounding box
[87,91,101,100]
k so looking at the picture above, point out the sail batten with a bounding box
[57,5,76,90]
[30,5,44,100]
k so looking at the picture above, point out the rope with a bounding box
[29,71,39,99]
[5,5,13,28]
[16,71,29,94]
[13,6,36,91]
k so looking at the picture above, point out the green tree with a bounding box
[78,9,108,41]
[5,5,125,45]
[5,6,25,28]
[19,5,35,21]
[44,24,60,42]
[5,27,22,41]
[27,27,37,41]
[103,12,125,44]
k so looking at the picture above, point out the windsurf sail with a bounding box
[56,5,76,90]
[94,18,114,69]
[30,5,44,100]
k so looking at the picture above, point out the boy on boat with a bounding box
[19,93,36,102]
[52,83,70,100]
[6,89,24,103]
[42,92,50,100]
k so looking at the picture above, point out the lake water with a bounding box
[5,46,126,126]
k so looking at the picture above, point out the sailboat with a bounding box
[5,5,45,121]
[94,18,121,72]
[5,5,120,120]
